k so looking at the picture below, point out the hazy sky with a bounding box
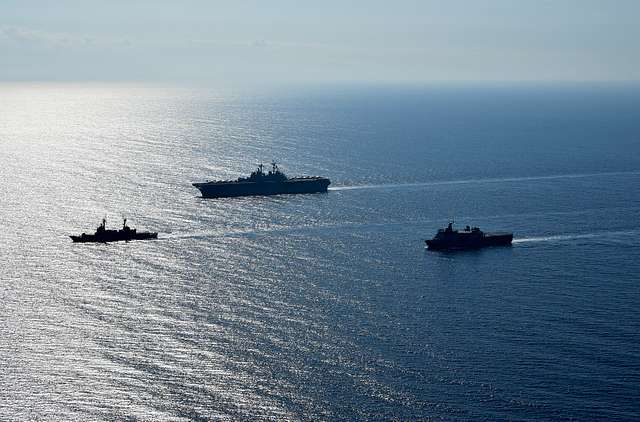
[1,0,639,84]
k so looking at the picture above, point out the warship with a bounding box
[425,222,513,251]
[192,162,330,198]
[70,218,158,243]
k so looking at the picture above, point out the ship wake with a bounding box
[513,229,640,244]
[329,170,640,192]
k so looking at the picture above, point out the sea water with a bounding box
[1,83,639,420]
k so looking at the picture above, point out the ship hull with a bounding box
[70,232,158,243]
[425,233,513,251]
[193,178,330,198]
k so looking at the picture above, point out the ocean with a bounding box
[1,82,639,421]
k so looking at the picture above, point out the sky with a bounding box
[1,0,639,85]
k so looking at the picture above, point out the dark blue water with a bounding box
[1,83,640,420]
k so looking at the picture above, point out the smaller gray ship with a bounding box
[70,218,158,243]
[192,162,330,198]
[425,222,513,251]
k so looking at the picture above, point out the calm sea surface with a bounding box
[1,83,640,421]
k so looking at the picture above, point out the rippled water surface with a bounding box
[1,83,640,420]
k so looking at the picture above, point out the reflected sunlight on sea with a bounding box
[1,83,640,420]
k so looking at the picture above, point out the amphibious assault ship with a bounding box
[425,222,513,250]
[70,218,158,243]
[192,162,330,198]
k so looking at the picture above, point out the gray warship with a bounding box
[425,222,513,250]
[70,218,158,243]
[192,162,330,198]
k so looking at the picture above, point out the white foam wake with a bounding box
[329,170,640,192]
[513,229,639,244]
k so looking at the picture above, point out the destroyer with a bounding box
[425,222,513,251]
[70,218,158,243]
[192,162,330,198]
